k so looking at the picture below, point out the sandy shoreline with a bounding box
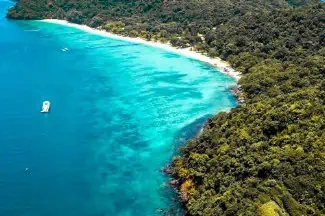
[40,19,241,81]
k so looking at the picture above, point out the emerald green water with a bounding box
[0,1,236,215]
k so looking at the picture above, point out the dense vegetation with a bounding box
[7,0,325,215]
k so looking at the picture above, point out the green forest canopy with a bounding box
[7,0,325,215]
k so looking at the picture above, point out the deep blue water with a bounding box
[0,0,236,215]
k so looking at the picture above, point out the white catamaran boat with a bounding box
[41,101,50,113]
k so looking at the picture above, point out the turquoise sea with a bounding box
[0,0,236,215]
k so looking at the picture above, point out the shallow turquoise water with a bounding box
[0,1,236,215]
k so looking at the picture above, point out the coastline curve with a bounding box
[40,19,241,82]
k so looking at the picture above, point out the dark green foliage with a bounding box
[7,0,325,215]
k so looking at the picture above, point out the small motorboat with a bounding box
[41,101,50,113]
[61,48,69,52]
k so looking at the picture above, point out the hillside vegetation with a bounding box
[7,0,325,215]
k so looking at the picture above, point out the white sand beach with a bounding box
[41,19,241,81]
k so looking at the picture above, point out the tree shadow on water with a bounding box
[172,114,212,153]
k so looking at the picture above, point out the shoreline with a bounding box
[40,19,241,82]
[37,19,241,215]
